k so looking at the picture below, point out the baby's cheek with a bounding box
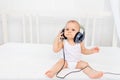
[73,34,76,37]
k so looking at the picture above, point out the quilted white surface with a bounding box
[0,43,120,80]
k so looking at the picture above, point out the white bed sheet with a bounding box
[0,43,120,80]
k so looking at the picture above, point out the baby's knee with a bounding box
[77,61,88,69]
[57,59,67,67]
[81,62,88,68]
[57,59,65,64]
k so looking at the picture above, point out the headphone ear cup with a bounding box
[61,29,67,39]
[63,33,67,39]
[74,32,85,43]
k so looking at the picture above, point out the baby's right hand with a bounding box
[57,31,64,40]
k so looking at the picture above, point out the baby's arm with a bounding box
[80,42,99,55]
[53,32,63,53]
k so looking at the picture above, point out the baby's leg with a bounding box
[45,58,68,78]
[76,60,103,79]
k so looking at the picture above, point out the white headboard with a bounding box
[0,13,119,47]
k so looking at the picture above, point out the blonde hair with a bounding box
[65,20,80,30]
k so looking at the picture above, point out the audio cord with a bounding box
[56,48,66,79]
[56,48,120,79]
[56,48,88,79]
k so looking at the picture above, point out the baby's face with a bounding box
[64,22,80,40]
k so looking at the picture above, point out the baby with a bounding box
[45,20,103,79]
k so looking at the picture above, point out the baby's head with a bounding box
[64,20,81,40]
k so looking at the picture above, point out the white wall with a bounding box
[0,0,105,16]
[0,16,3,44]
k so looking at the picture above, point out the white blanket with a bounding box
[0,43,120,80]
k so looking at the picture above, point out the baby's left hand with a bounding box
[91,47,99,53]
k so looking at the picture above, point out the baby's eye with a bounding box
[72,29,75,31]
[66,28,69,31]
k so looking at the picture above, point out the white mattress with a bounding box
[0,43,120,80]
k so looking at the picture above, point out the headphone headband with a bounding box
[80,25,85,32]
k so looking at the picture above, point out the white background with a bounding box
[0,0,119,47]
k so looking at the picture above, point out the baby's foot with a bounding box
[88,70,103,79]
[45,71,55,78]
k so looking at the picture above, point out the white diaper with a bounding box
[67,61,77,69]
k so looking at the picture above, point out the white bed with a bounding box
[0,42,120,80]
